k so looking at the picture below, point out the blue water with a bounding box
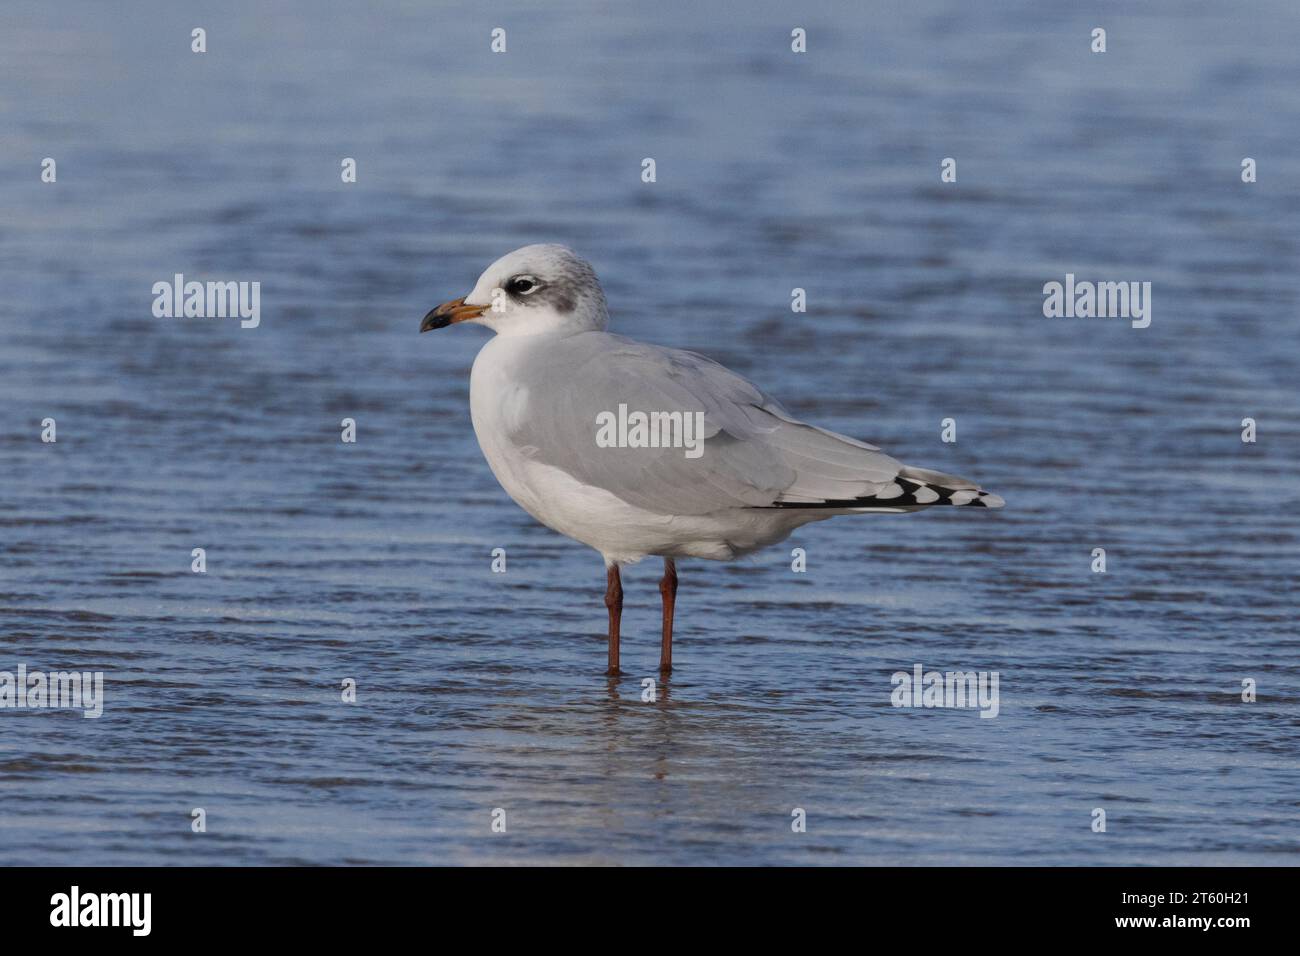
[1,0,1297,865]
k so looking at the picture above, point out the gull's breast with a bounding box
[469,336,611,544]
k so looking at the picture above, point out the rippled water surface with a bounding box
[1,0,1298,865]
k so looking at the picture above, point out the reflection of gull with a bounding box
[422,245,1003,677]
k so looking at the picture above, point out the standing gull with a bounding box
[421,245,1003,676]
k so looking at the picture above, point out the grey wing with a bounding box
[507,334,925,515]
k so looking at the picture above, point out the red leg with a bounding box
[605,564,624,677]
[659,557,677,674]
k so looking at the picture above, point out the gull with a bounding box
[421,245,1003,677]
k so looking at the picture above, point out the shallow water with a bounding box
[1,0,1298,865]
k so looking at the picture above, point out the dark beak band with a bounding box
[421,296,486,332]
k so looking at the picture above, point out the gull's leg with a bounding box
[605,563,624,677]
[658,557,678,675]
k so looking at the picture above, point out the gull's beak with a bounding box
[421,296,487,332]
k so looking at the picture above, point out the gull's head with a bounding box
[421,244,608,337]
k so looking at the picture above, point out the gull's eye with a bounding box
[508,275,540,296]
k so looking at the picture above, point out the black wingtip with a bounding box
[758,480,1004,511]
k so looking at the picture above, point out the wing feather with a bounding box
[506,333,911,515]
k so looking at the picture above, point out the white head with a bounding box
[421,244,608,338]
